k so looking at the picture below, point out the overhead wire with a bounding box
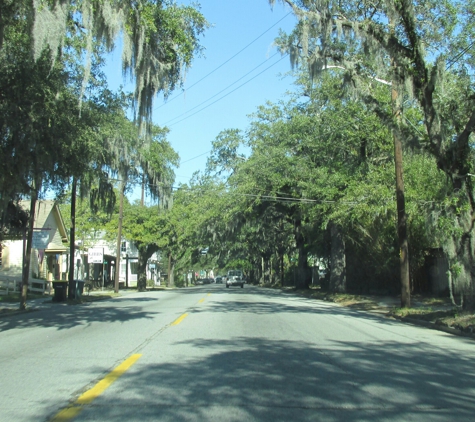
[166,54,289,127]
[154,12,292,112]
[163,51,283,126]
[446,40,475,70]
[180,150,212,164]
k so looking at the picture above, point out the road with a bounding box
[1,285,474,422]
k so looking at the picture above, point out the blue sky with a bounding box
[104,0,298,197]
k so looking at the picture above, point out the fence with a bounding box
[0,277,50,295]
[0,278,19,295]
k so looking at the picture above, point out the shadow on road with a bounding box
[43,335,475,422]
[0,302,158,333]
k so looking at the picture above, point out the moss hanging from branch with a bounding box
[29,0,208,124]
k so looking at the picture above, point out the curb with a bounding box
[386,314,475,340]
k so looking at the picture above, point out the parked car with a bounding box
[226,270,244,288]
[215,276,223,284]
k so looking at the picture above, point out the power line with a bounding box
[446,40,475,70]
[167,54,289,127]
[153,12,292,112]
[163,51,282,126]
[181,150,212,164]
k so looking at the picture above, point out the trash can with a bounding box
[75,280,85,299]
[52,281,68,302]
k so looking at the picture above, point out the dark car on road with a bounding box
[215,276,223,284]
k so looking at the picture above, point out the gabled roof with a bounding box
[20,200,69,244]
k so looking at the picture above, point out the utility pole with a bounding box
[141,173,145,206]
[114,180,125,294]
[168,253,172,287]
[68,176,77,299]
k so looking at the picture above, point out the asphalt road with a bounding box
[1,285,474,422]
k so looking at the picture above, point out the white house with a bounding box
[80,235,143,288]
[1,200,163,292]
[0,200,69,292]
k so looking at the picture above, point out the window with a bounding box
[130,261,138,275]
[121,241,127,253]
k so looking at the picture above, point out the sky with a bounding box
[103,0,298,199]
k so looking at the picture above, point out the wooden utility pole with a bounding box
[141,173,145,206]
[114,180,125,294]
[20,181,39,310]
[68,176,77,299]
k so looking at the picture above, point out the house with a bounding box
[0,200,69,292]
[1,200,163,292]
[78,234,139,288]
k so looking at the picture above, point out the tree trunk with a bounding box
[137,250,147,291]
[294,219,311,289]
[391,66,411,308]
[68,176,77,299]
[259,255,266,284]
[329,223,346,293]
[446,179,475,311]
[137,244,158,291]
[280,252,284,287]
[262,254,271,284]
[168,253,174,287]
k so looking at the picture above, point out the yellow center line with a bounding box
[198,298,205,303]
[171,313,188,325]
[51,354,142,421]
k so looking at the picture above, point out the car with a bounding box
[215,276,223,284]
[226,270,244,288]
[195,279,204,285]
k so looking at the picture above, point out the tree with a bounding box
[208,70,442,295]
[95,121,179,291]
[270,0,475,308]
[0,0,209,126]
[1,1,207,306]
[117,203,168,291]
[0,10,101,308]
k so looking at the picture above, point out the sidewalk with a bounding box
[0,295,56,315]
[282,286,475,340]
[0,289,125,316]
